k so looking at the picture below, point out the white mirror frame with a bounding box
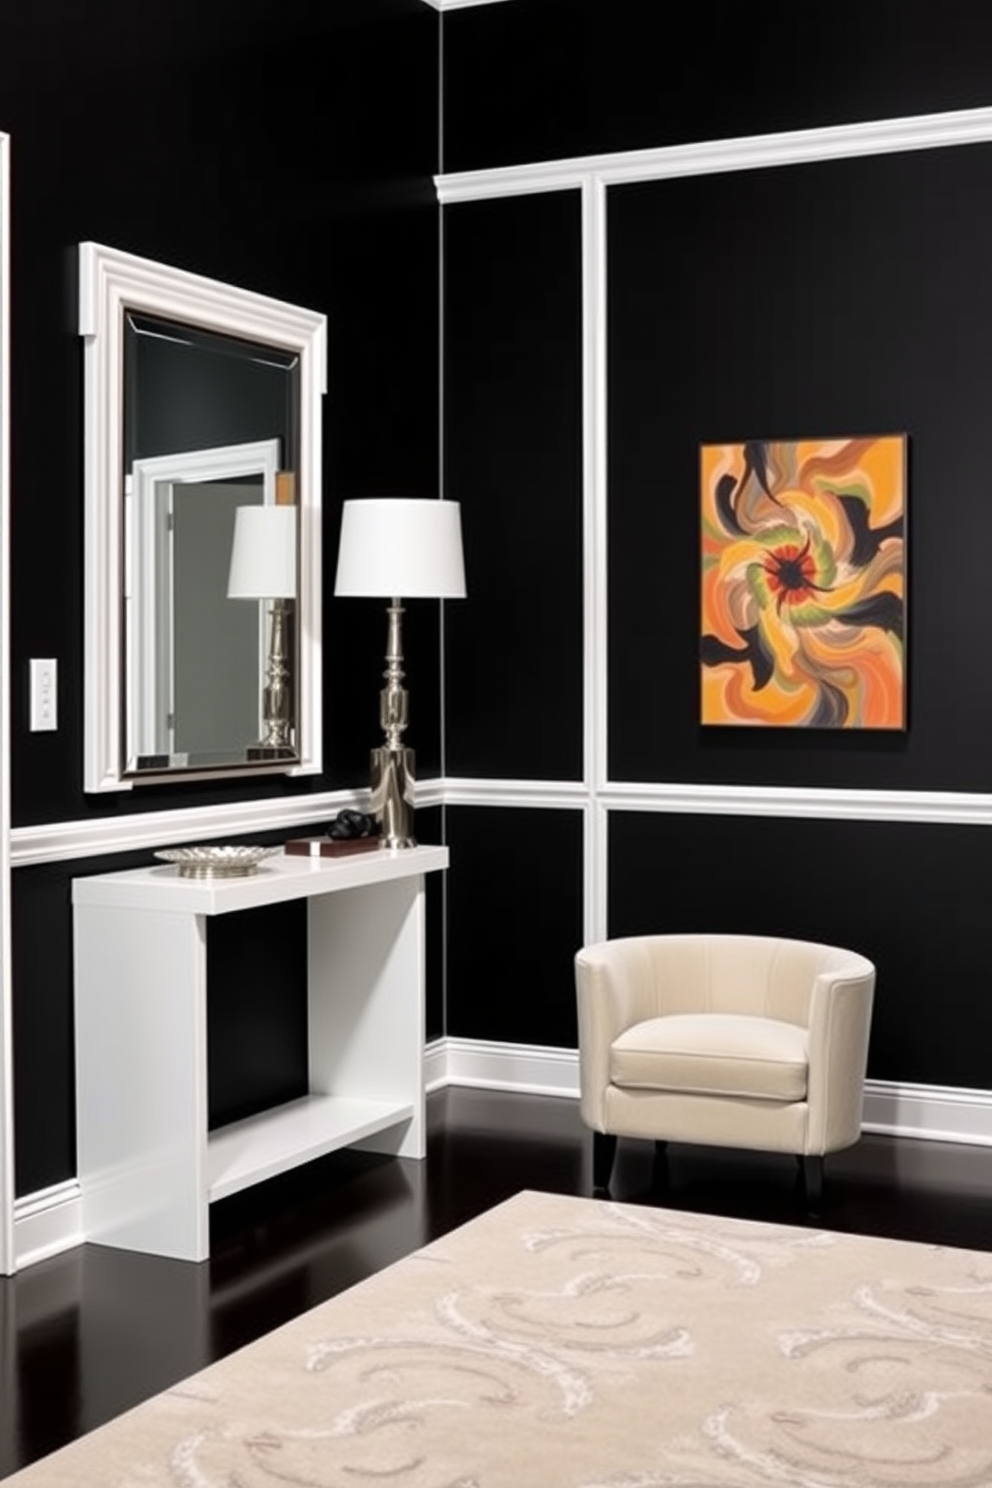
[79,241,327,792]
[1,131,13,1274]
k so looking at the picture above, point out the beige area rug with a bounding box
[7,1189,992,1487]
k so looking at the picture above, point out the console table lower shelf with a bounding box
[72,844,448,1262]
[208,1093,416,1203]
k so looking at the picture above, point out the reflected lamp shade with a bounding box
[227,505,297,600]
[334,498,466,599]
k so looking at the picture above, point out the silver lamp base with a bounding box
[370,745,416,849]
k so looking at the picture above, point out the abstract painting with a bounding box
[700,435,906,728]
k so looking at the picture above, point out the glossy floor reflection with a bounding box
[2,1086,991,1479]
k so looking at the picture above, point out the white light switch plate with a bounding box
[29,658,57,731]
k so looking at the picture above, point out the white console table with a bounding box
[72,845,448,1262]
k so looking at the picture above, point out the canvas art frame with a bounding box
[700,434,906,730]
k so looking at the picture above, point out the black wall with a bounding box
[443,0,992,171]
[441,0,992,1081]
[4,0,441,826]
[608,149,992,788]
[2,0,441,1195]
[444,192,584,781]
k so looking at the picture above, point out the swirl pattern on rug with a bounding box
[7,1191,992,1487]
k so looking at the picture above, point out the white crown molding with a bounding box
[436,104,992,202]
[422,0,513,9]
[78,241,327,794]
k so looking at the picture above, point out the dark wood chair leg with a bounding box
[593,1132,618,1191]
[801,1154,825,1217]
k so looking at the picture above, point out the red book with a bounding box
[284,836,381,858]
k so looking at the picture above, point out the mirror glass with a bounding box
[79,242,325,791]
[124,314,299,776]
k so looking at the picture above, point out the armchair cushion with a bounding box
[610,1013,808,1102]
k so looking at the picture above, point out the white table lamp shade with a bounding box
[334,498,466,599]
[227,505,297,599]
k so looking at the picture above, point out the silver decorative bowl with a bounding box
[154,845,282,879]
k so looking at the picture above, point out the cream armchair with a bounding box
[575,933,875,1209]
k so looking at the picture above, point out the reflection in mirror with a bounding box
[123,316,299,778]
[127,440,292,772]
[79,242,326,791]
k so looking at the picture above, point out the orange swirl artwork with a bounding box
[700,435,906,729]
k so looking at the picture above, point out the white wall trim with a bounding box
[420,777,992,827]
[436,105,992,202]
[11,777,992,869]
[9,790,368,867]
[7,781,458,869]
[424,1037,448,1093]
[602,782,992,827]
[422,0,513,10]
[440,778,587,809]
[437,1038,992,1147]
[442,1037,582,1097]
[860,1079,992,1147]
[584,174,609,947]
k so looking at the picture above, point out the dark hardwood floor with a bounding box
[2,1085,991,1479]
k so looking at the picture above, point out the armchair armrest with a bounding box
[805,957,875,1153]
[575,938,662,1130]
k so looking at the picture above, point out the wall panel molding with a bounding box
[11,777,991,869]
[436,105,992,202]
[436,104,992,954]
[440,778,586,809]
[602,783,992,827]
[10,791,366,867]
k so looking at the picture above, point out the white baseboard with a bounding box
[14,1044,991,1270]
[860,1078,992,1146]
[435,1038,992,1147]
[440,1037,582,1098]
[13,1180,83,1270]
[424,1038,448,1093]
